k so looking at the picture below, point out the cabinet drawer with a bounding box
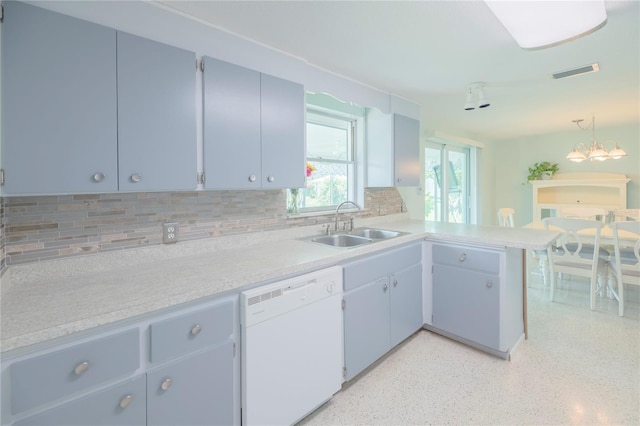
[432,243,500,274]
[15,375,146,426]
[10,329,139,415]
[150,300,233,363]
[343,243,421,291]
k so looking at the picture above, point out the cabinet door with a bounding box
[203,57,261,189]
[15,376,145,426]
[389,263,423,348]
[393,114,420,186]
[432,264,500,349]
[2,1,117,194]
[147,342,234,426]
[260,73,306,189]
[117,32,196,191]
[343,277,391,381]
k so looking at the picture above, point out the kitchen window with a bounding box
[288,106,363,214]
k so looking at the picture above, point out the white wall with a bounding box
[490,122,640,226]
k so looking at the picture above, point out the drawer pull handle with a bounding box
[191,324,202,336]
[486,281,493,288]
[161,378,173,391]
[119,395,133,409]
[74,361,90,376]
[459,253,467,262]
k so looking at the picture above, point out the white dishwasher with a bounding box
[240,266,344,426]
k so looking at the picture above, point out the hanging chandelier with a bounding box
[566,116,627,163]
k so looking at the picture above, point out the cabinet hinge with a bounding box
[341,299,346,310]
[342,366,347,379]
[198,172,205,185]
[0,169,4,186]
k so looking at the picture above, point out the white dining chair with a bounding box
[497,208,515,228]
[608,221,640,316]
[559,207,610,223]
[543,217,608,310]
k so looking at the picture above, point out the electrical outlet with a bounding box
[163,222,179,244]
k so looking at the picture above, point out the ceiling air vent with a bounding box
[553,63,599,79]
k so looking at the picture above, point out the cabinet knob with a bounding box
[191,324,202,336]
[486,280,493,288]
[119,395,134,409]
[267,176,275,183]
[397,178,401,183]
[92,173,105,183]
[383,283,388,292]
[74,361,90,376]
[248,175,257,182]
[130,173,142,183]
[393,279,398,287]
[160,378,173,391]
[459,253,467,262]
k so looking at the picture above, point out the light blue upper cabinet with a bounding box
[203,57,305,190]
[260,73,305,189]
[366,110,420,187]
[202,57,262,190]
[116,32,197,192]
[393,114,420,186]
[1,1,118,195]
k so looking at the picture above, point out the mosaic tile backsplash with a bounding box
[0,188,404,271]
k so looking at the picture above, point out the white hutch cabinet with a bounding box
[530,173,630,221]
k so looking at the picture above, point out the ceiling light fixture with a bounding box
[484,0,608,49]
[464,83,490,111]
[566,116,626,163]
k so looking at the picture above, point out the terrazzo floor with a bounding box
[300,273,640,426]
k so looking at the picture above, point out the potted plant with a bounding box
[527,161,559,182]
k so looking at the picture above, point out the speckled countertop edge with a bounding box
[0,215,559,353]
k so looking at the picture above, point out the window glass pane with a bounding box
[290,109,357,214]
[424,146,442,221]
[303,162,350,208]
[447,150,467,223]
[306,120,351,161]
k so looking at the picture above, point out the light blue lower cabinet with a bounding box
[14,376,146,426]
[425,242,524,359]
[432,264,500,349]
[342,243,423,381]
[389,263,423,348]
[147,342,234,426]
[343,277,391,381]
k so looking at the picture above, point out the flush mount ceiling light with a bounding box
[464,83,490,111]
[566,116,627,163]
[484,0,608,49]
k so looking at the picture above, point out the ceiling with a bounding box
[156,0,639,142]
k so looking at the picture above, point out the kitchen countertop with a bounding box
[0,215,559,353]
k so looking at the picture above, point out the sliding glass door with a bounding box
[424,143,470,223]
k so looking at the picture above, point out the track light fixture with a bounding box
[464,83,490,111]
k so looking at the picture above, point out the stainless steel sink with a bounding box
[310,234,372,248]
[349,228,402,239]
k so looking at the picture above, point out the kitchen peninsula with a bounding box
[0,215,558,426]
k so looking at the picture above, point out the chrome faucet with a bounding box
[335,201,362,231]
